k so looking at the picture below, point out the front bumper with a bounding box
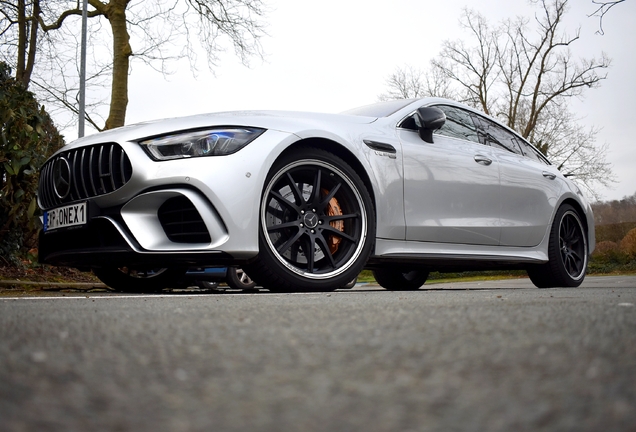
[38,208,236,268]
[38,129,298,268]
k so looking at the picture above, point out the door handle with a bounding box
[474,155,492,166]
[542,171,556,180]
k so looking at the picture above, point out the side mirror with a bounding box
[416,107,446,143]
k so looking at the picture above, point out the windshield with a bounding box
[343,99,417,118]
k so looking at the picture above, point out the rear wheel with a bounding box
[93,267,185,293]
[527,204,588,288]
[245,147,375,292]
[373,268,429,290]
[226,267,257,290]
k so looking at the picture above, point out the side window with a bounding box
[398,115,418,131]
[473,116,523,155]
[516,138,549,164]
[434,106,480,143]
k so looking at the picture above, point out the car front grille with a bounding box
[39,143,133,209]
[158,196,212,244]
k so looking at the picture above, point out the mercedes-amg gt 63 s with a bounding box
[38,98,594,292]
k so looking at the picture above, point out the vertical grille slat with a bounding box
[71,150,81,201]
[119,150,126,185]
[40,163,51,205]
[98,145,106,194]
[80,148,89,198]
[46,162,55,203]
[88,147,97,196]
[37,143,133,209]
[108,144,117,191]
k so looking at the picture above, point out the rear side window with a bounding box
[472,116,523,155]
[515,138,549,164]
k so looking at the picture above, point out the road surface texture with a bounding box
[1,276,635,431]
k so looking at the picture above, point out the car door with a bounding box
[472,115,564,247]
[398,105,501,246]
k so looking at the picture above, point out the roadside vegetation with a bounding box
[0,62,63,266]
[588,193,636,274]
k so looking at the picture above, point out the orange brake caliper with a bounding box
[321,188,344,254]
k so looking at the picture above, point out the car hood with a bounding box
[61,110,379,150]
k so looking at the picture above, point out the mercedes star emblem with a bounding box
[52,157,71,199]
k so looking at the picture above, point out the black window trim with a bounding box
[395,102,552,166]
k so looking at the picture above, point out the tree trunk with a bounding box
[14,0,39,88]
[23,0,40,87]
[16,0,26,84]
[104,0,131,130]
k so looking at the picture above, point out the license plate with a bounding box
[44,202,87,232]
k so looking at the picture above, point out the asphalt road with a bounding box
[1,276,635,431]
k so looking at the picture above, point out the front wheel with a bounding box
[373,269,429,290]
[527,204,588,288]
[93,267,185,292]
[245,147,375,292]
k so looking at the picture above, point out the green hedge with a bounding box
[0,62,64,263]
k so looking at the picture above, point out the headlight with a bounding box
[139,127,265,160]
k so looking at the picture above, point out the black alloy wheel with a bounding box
[559,211,587,279]
[245,147,375,292]
[527,204,588,288]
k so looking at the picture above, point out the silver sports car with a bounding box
[37,98,594,292]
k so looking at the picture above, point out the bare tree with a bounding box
[379,0,614,198]
[431,9,501,115]
[378,66,426,100]
[0,0,43,87]
[589,0,627,34]
[378,65,455,101]
[0,0,267,131]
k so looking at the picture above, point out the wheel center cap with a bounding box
[303,212,319,229]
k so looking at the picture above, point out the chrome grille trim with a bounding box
[38,143,133,210]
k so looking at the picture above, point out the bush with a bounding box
[592,240,621,262]
[0,62,64,263]
[595,222,636,243]
[620,228,636,259]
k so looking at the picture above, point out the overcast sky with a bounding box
[77,0,636,202]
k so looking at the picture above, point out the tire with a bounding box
[226,267,257,290]
[93,267,185,293]
[195,281,220,290]
[340,277,357,289]
[245,147,375,292]
[373,268,429,290]
[527,204,588,288]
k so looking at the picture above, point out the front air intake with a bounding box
[158,196,212,244]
